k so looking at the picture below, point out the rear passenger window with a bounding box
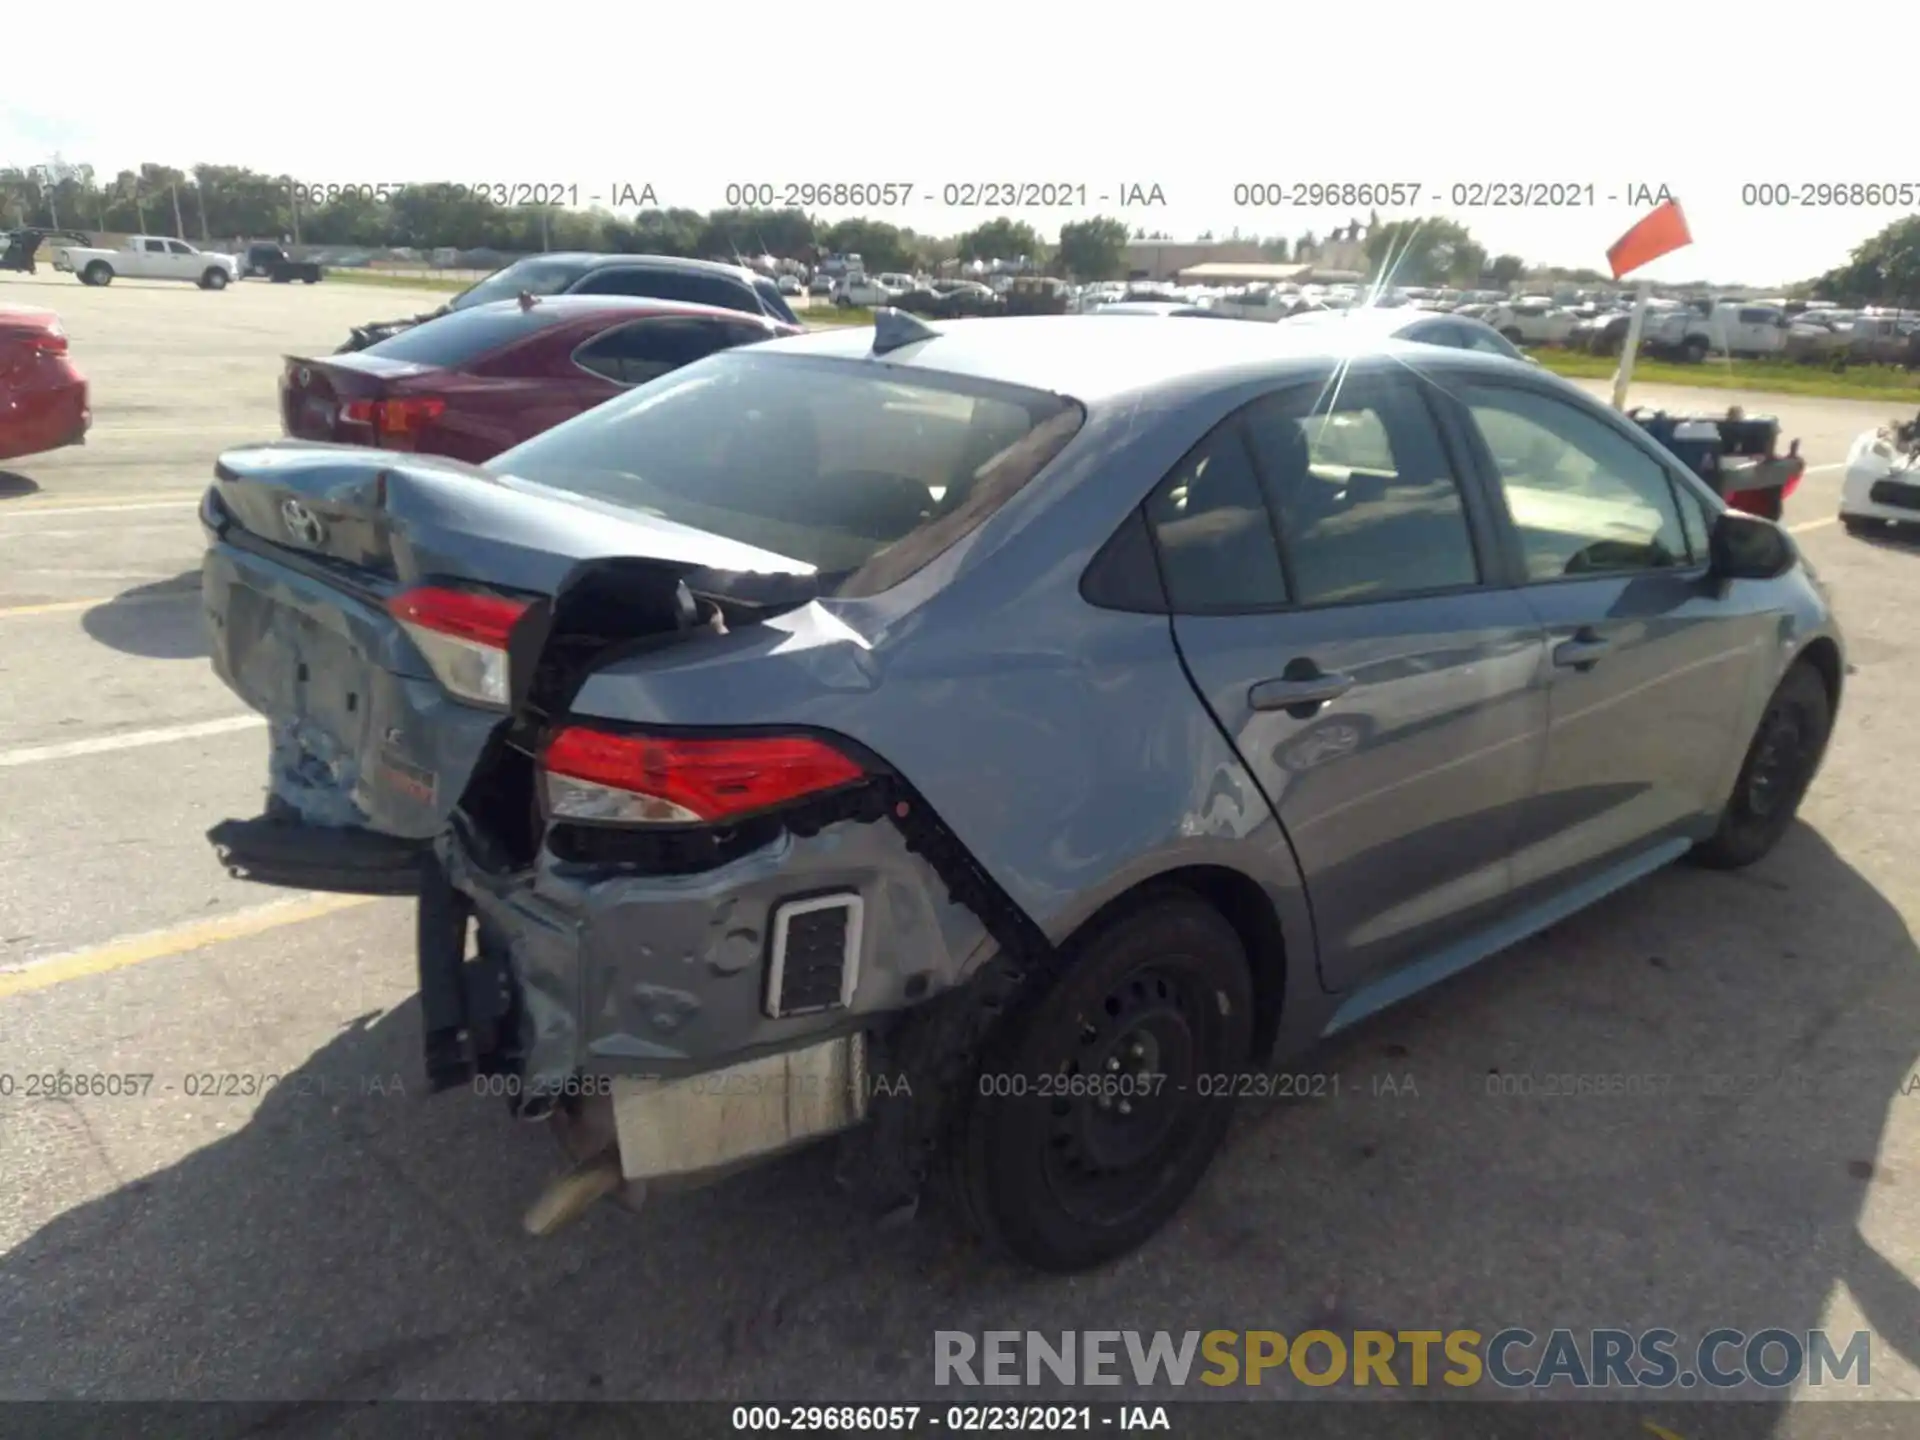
[573,267,758,316]
[575,317,764,386]
[1144,427,1289,611]
[1241,382,1481,604]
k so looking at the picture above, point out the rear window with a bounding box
[489,351,1085,595]
[363,303,568,367]
[449,257,587,312]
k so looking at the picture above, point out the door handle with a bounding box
[1249,670,1355,712]
[1553,629,1613,670]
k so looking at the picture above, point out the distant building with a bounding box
[1129,228,1375,285]
[1124,240,1264,282]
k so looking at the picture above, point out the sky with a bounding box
[5,0,1910,287]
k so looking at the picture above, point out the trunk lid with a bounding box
[279,353,431,443]
[202,442,816,892]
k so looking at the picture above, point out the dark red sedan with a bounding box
[279,295,798,463]
[0,306,89,463]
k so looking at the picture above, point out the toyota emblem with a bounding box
[281,498,327,547]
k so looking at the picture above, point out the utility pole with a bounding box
[36,166,60,229]
[171,183,186,239]
[194,180,209,242]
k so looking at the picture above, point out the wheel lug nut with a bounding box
[1130,1042,1145,1059]
[1107,1057,1121,1071]
[1118,1101,1132,1115]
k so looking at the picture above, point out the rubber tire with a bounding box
[202,268,229,290]
[83,262,112,286]
[1682,338,1709,364]
[950,892,1254,1273]
[1690,662,1831,870]
[1841,515,1878,536]
[302,274,319,284]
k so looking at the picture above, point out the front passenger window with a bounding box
[1460,385,1690,579]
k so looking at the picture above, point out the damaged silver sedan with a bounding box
[201,311,1841,1271]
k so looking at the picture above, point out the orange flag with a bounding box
[1607,199,1692,279]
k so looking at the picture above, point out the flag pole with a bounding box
[1610,278,1653,411]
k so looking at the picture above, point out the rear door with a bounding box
[1448,377,1771,900]
[130,238,168,278]
[1153,368,1550,993]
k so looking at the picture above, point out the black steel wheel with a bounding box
[952,893,1254,1271]
[1691,661,1831,869]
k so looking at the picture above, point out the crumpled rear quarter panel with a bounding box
[444,805,989,1090]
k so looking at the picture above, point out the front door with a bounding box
[1152,369,1550,992]
[1447,377,1772,900]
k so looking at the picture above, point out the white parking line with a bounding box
[1790,517,1837,534]
[0,715,264,768]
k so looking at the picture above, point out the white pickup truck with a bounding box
[54,235,242,290]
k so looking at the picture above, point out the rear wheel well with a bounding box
[1063,865,1288,1061]
[1796,637,1843,720]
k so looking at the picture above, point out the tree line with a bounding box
[52,158,1920,294]
[2,159,1548,283]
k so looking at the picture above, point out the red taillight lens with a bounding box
[379,396,446,438]
[339,397,445,443]
[386,585,530,707]
[541,729,867,826]
[29,330,68,355]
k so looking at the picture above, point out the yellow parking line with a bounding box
[0,597,109,618]
[0,893,380,1000]
[1,494,205,515]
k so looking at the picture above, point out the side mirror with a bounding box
[1708,509,1795,581]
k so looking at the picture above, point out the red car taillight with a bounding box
[386,585,530,707]
[340,396,446,445]
[29,330,69,355]
[540,729,867,827]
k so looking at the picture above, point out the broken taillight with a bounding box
[540,729,867,827]
[386,585,530,708]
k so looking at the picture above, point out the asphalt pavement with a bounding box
[3,271,1920,1423]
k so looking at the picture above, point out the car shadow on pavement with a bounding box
[81,572,207,660]
[0,470,41,500]
[1847,525,1920,554]
[0,822,1913,1436]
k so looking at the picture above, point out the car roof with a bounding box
[759,313,1514,404]
[528,252,760,282]
[465,294,774,323]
